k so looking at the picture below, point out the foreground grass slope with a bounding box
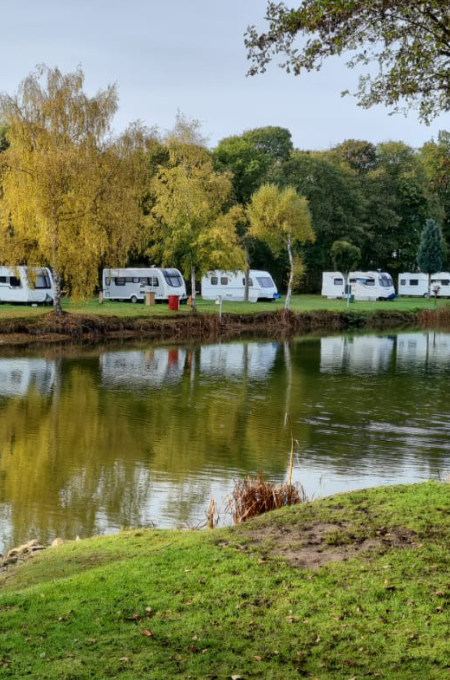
[1,482,450,679]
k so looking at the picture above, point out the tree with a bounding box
[420,131,450,258]
[331,240,361,306]
[0,125,8,153]
[148,138,244,308]
[417,218,446,282]
[247,184,313,309]
[245,1,450,122]
[0,66,149,313]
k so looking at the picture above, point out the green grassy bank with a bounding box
[0,294,445,320]
[0,295,445,345]
[1,481,450,679]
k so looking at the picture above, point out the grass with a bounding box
[0,294,445,321]
[2,482,450,678]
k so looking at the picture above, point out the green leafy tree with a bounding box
[0,66,149,313]
[149,138,244,308]
[420,131,450,261]
[247,184,313,309]
[245,1,450,122]
[270,150,366,290]
[417,218,446,278]
[331,240,361,306]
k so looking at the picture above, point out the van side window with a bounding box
[220,277,228,285]
[210,277,218,285]
[115,277,125,286]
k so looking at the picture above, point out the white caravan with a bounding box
[201,270,279,302]
[321,271,396,300]
[398,273,429,296]
[0,266,54,305]
[430,272,450,297]
[102,267,187,303]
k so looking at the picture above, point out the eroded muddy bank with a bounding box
[0,308,420,347]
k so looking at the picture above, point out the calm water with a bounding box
[0,331,449,552]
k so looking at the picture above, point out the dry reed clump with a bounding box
[419,305,450,329]
[228,472,307,524]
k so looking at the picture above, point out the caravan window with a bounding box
[115,277,126,286]
[162,270,183,287]
[242,278,254,286]
[34,274,51,289]
[0,277,7,284]
[441,280,450,286]
[400,279,406,285]
[220,276,229,285]
[105,277,111,286]
[132,277,139,284]
[333,278,344,286]
[409,279,419,286]
[9,276,21,288]
[210,277,218,285]
[363,278,375,286]
[256,277,274,287]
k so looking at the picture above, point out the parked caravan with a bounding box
[0,266,54,305]
[430,272,450,297]
[102,267,187,303]
[321,271,395,300]
[398,273,429,296]
[201,270,279,302]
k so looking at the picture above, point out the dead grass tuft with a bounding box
[228,472,307,524]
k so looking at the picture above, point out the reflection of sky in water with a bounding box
[0,332,450,551]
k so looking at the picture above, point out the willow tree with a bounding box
[148,138,244,308]
[247,184,313,309]
[0,66,149,313]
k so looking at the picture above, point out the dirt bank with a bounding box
[0,308,419,346]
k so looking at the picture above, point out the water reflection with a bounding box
[0,331,449,552]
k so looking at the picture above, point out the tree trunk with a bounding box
[190,264,196,310]
[285,235,294,310]
[244,246,250,302]
[52,268,63,315]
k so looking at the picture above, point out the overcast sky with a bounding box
[1,0,448,149]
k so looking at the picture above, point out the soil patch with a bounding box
[238,521,418,569]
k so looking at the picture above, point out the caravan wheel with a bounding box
[130,295,138,303]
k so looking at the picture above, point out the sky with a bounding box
[1,0,448,150]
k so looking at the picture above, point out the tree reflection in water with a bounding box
[0,332,449,551]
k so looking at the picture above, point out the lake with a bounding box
[0,330,449,553]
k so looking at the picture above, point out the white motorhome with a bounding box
[430,272,450,297]
[321,271,396,301]
[102,267,187,303]
[0,266,54,305]
[398,273,429,296]
[201,270,279,302]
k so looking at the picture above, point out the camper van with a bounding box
[0,266,54,305]
[398,273,429,296]
[201,270,279,302]
[102,267,187,303]
[321,271,396,300]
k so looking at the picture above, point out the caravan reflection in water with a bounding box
[0,359,55,396]
[320,335,395,374]
[199,342,278,380]
[101,349,187,388]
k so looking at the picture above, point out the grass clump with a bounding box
[229,471,306,524]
